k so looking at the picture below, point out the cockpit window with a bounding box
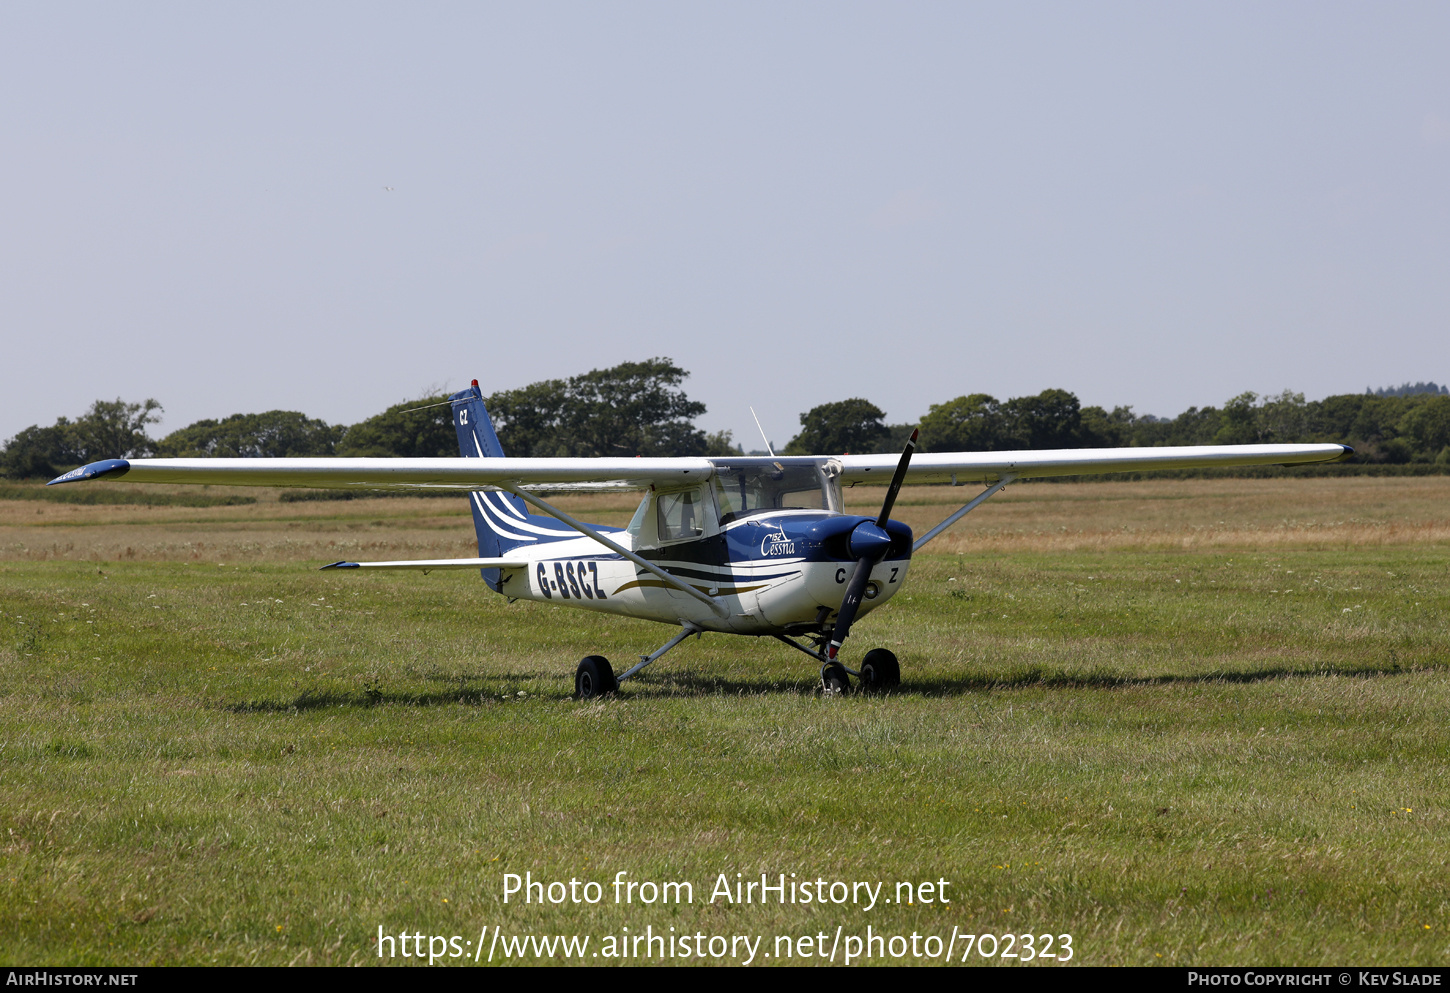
[712,465,827,524]
[657,488,707,541]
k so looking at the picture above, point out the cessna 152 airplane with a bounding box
[50,381,1353,698]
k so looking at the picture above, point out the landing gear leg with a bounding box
[773,633,855,694]
[615,623,701,685]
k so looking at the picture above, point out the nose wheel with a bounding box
[820,661,850,695]
[780,634,899,694]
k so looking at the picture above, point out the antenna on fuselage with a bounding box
[749,406,776,458]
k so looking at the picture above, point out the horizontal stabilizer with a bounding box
[319,557,529,572]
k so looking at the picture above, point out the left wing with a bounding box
[837,443,1352,485]
[48,456,714,490]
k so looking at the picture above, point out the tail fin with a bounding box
[449,380,574,590]
[450,380,508,460]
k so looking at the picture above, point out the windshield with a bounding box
[712,465,828,524]
[625,493,651,538]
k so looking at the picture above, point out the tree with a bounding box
[1399,395,1450,461]
[703,429,744,457]
[921,390,1121,452]
[783,399,887,455]
[874,423,917,455]
[71,398,165,461]
[336,395,456,457]
[1257,390,1308,443]
[1,397,162,478]
[1213,392,1262,445]
[485,379,570,457]
[1368,381,1448,398]
[0,422,77,479]
[1000,389,1082,449]
[1079,405,1139,448]
[487,358,709,457]
[918,394,1003,453]
[156,411,343,458]
[1306,394,1367,443]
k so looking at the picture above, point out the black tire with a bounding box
[575,655,617,699]
[859,648,900,691]
[821,662,850,695]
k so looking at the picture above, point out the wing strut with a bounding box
[911,474,1017,552]
[504,487,729,619]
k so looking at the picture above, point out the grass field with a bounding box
[1,477,1447,966]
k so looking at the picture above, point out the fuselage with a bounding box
[494,509,913,635]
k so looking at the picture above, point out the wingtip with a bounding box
[1336,445,1355,462]
[319,561,360,570]
[47,459,131,486]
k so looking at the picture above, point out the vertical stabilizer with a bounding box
[450,380,508,460]
[448,380,603,591]
[450,381,531,590]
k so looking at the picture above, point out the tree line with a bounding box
[0,359,736,479]
[800,387,1450,465]
[4,361,1448,479]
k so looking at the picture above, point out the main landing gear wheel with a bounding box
[859,648,900,691]
[821,662,850,696]
[575,655,617,699]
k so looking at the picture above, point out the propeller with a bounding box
[827,427,918,661]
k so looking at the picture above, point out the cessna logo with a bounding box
[760,525,796,557]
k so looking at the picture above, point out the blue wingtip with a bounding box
[48,459,131,485]
[319,561,360,570]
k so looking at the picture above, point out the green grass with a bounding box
[2,541,1447,966]
[0,482,256,507]
[277,488,461,502]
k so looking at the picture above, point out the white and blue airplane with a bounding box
[50,381,1353,697]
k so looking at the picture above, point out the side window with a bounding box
[656,489,705,542]
[778,486,824,511]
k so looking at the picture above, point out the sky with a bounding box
[2,1,1447,447]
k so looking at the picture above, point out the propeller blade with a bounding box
[827,555,875,659]
[875,427,919,528]
[827,428,919,660]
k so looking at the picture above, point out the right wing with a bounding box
[836,443,1353,485]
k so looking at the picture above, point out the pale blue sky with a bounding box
[2,2,1447,445]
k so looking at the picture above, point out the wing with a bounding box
[48,456,714,490]
[319,557,529,571]
[837,443,1352,484]
[49,444,1353,491]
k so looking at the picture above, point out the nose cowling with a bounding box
[847,521,892,560]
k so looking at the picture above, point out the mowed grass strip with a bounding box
[0,478,1447,966]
